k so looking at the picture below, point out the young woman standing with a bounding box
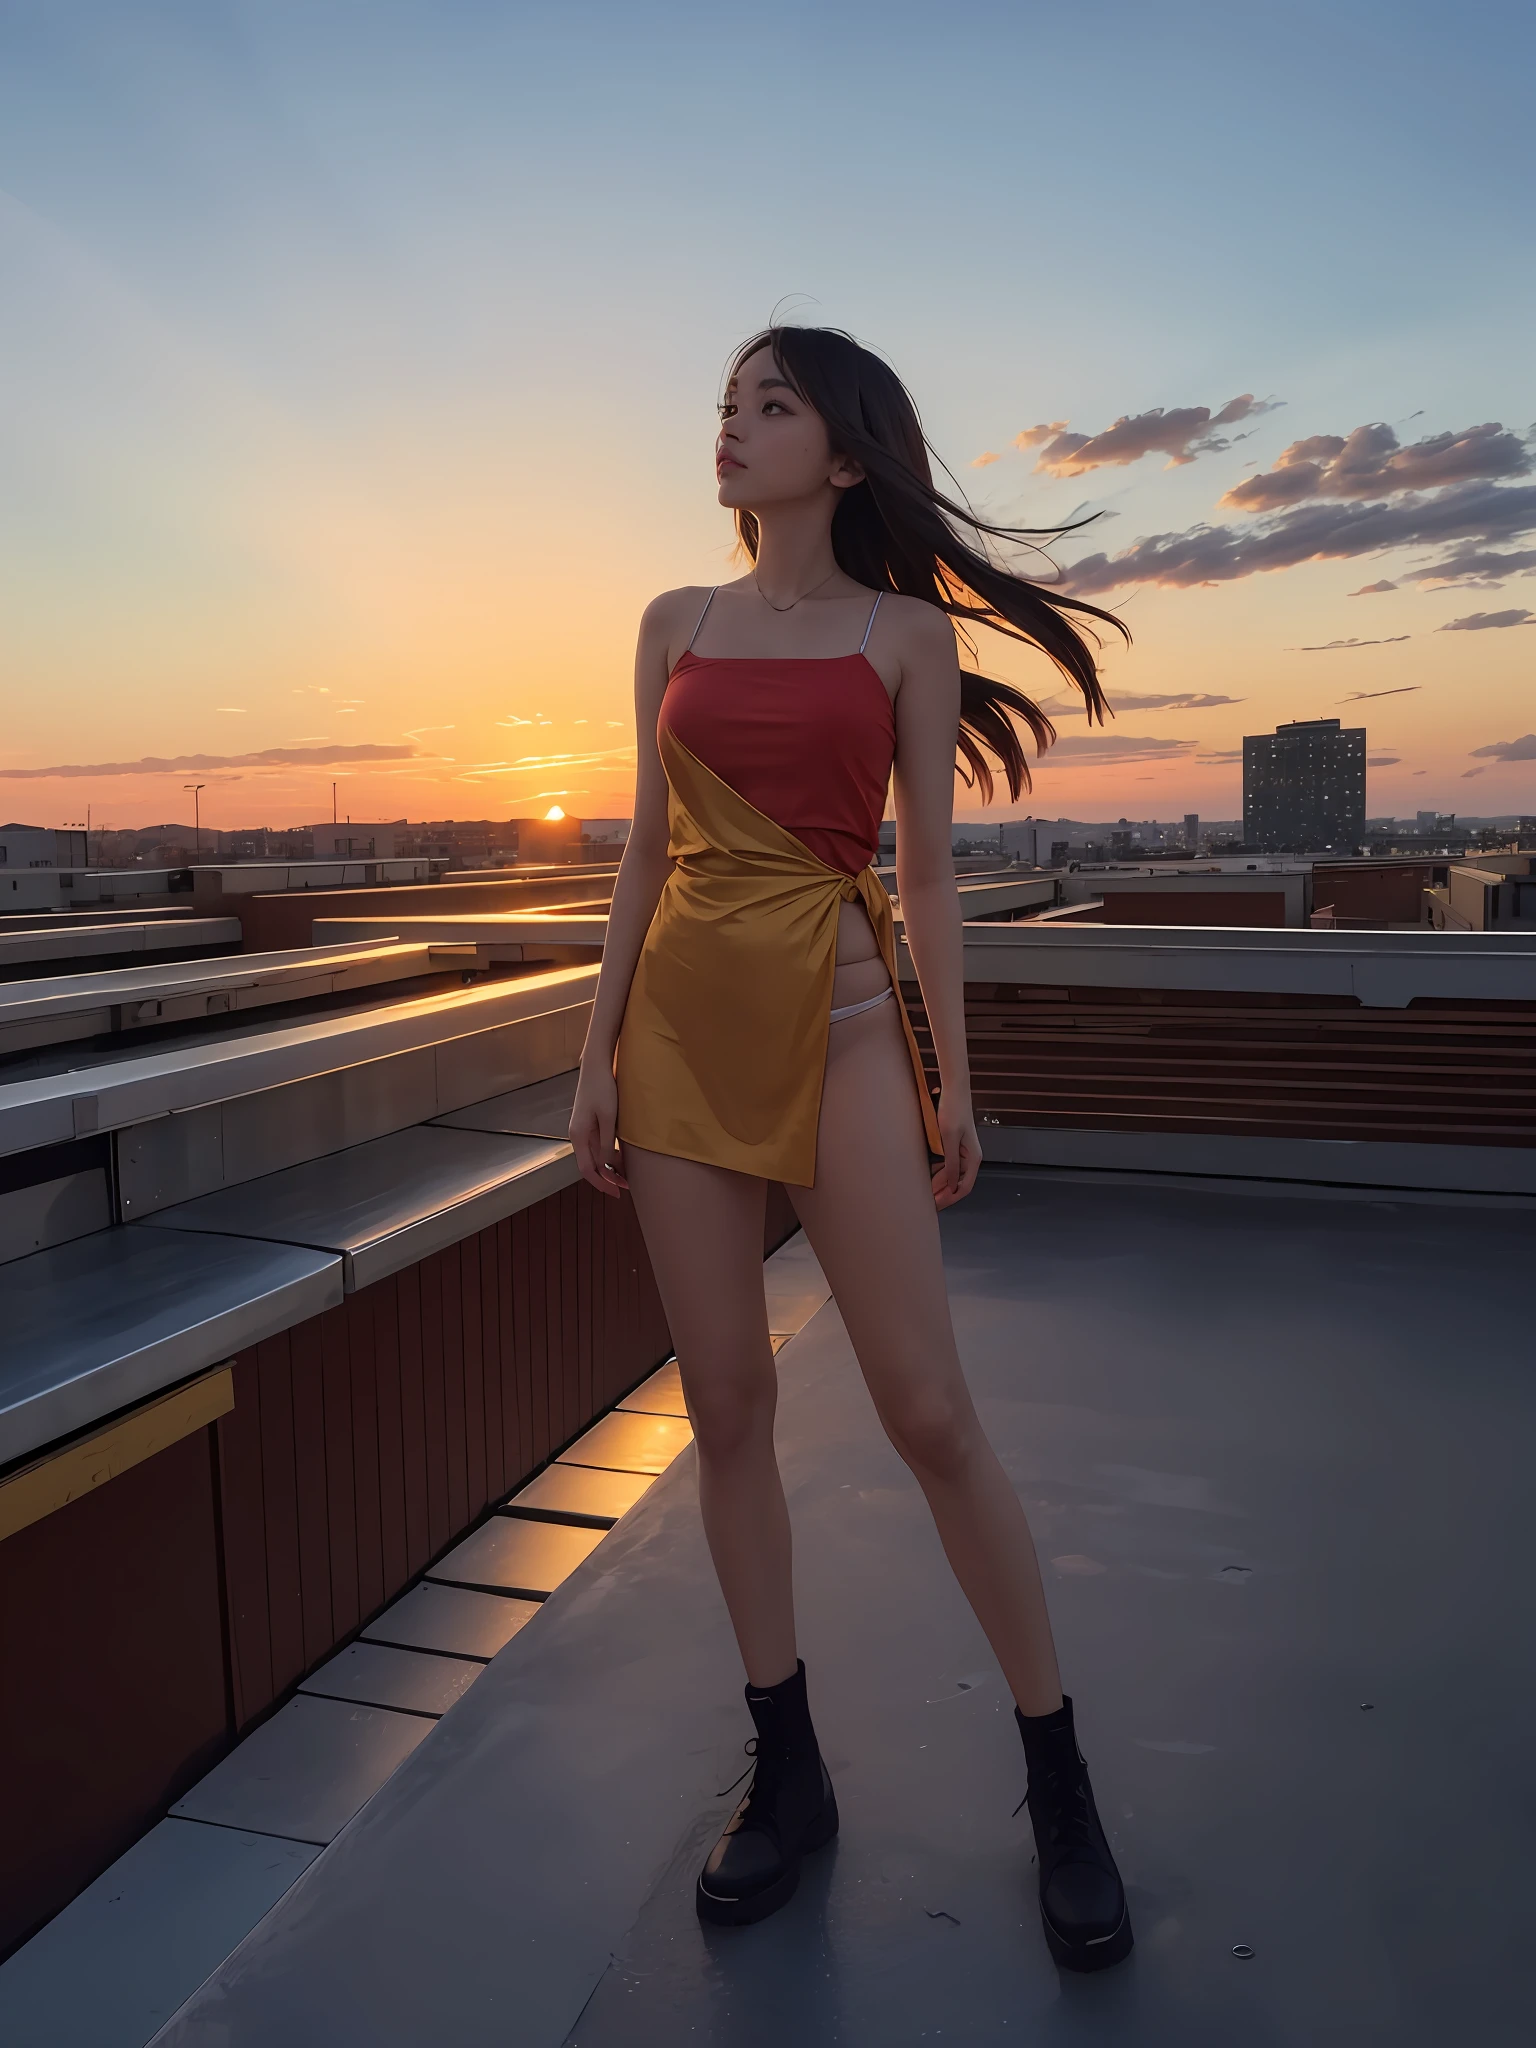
[569,326,1133,1972]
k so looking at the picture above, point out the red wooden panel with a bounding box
[558,1187,580,1447]
[600,1187,620,1407]
[349,1290,385,1624]
[477,1229,505,1502]
[254,1331,305,1700]
[904,983,1536,1151]
[614,1191,636,1400]
[460,1233,489,1520]
[0,1431,230,1958]
[512,1204,540,1482]
[370,1277,409,1599]
[288,1318,334,1675]
[576,1181,594,1421]
[437,1245,470,1539]
[529,1201,555,1456]
[215,1355,272,1727]
[318,1304,360,1645]
[207,1173,676,1772]
[395,1264,431,1578]
[417,1257,452,1560]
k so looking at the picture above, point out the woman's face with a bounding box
[715,347,862,512]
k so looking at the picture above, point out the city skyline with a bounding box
[2,2,1533,831]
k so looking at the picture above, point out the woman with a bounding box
[569,325,1132,1972]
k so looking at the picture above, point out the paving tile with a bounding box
[617,1359,687,1417]
[299,1642,483,1718]
[361,1581,540,1660]
[504,1463,654,1526]
[556,1410,693,1475]
[171,1695,431,1846]
[0,1818,317,2048]
[429,1517,605,1597]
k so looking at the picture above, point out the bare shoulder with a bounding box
[877,592,959,659]
[636,585,716,674]
[640,584,713,637]
[875,594,960,692]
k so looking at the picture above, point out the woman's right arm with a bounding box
[568,592,687,1195]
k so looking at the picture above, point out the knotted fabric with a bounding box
[616,727,942,1185]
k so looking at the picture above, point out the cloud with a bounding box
[970,451,1001,468]
[1062,477,1536,594]
[1028,395,1282,478]
[1294,636,1410,651]
[1041,689,1244,717]
[216,705,247,713]
[1463,768,1486,777]
[1350,579,1397,595]
[1469,734,1536,761]
[1196,749,1246,764]
[1221,420,1531,514]
[1368,755,1401,766]
[1039,734,1199,766]
[1400,545,1536,588]
[0,742,419,780]
[1340,685,1422,701]
[1439,608,1534,631]
[1014,421,1067,451]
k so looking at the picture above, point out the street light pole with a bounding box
[184,783,207,861]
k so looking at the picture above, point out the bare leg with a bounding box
[791,997,1065,1717]
[620,1145,797,1689]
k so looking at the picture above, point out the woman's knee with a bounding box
[682,1360,777,1463]
[880,1387,977,1486]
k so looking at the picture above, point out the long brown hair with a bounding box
[728,325,1126,800]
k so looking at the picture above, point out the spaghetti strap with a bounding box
[686,586,719,653]
[858,589,884,653]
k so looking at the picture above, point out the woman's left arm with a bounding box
[890,603,982,1210]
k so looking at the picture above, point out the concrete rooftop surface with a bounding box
[149,1170,1532,2047]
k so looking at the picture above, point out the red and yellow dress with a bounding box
[615,594,943,1187]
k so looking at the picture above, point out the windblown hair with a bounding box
[727,326,1126,800]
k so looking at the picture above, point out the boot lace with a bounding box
[1014,1760,1096,1857]
[716,1734,794,1839]
[717,1737,759,1801]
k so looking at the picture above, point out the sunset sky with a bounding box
[2,1,1533,833]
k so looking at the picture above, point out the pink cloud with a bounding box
[1031,395,1282,478]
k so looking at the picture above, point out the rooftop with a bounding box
[11,1172,1526,2046]
[0,898,1531,2045]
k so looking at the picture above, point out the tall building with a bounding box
[1243,718,1365,851]
[1183,813,1200,849]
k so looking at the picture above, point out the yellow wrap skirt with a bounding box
[615,726,943,1187]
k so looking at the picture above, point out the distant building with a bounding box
[1243,718,1365,851]
[1183,813,1199,849]
[581,819,631,848]
[310,821,403,860]
[0,825,60,869]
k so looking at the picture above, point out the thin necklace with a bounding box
[754,567,839,613]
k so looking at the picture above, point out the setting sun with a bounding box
[544,804,566,822]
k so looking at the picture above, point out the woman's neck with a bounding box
[750,499,846,604]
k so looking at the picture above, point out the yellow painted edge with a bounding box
[0,1365,235,1545]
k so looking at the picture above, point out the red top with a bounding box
[660,652,895,877]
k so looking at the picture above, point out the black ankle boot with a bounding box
[696,1660,839,1926]
[1016,1697,1133,1972]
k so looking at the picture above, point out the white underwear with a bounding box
[828,985,895,1024]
